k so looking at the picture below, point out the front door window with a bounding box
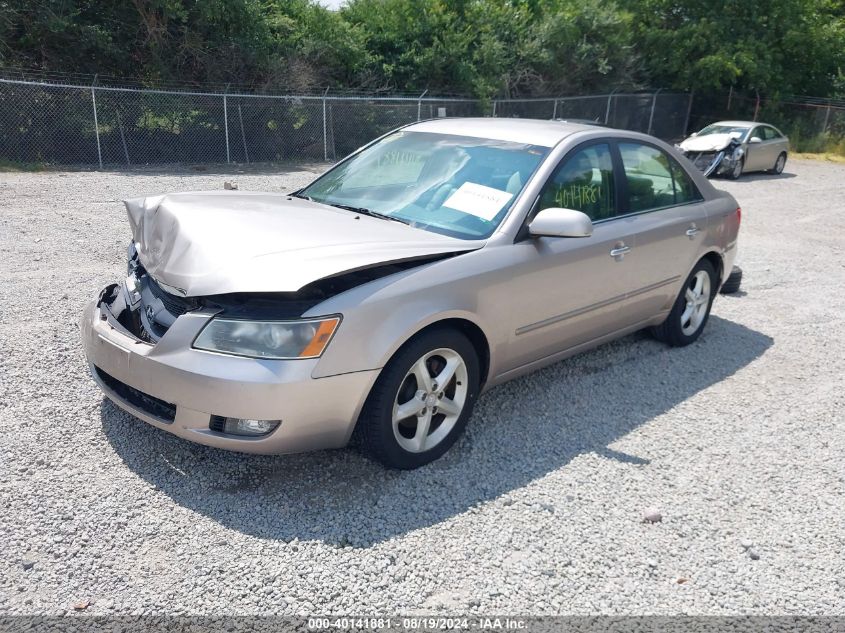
[537,144,616,221]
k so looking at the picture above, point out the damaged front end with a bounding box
[99,242,453,346]
[678,136,744,178]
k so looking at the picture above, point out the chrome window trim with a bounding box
[592,199,705,226]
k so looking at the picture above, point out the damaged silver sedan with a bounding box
[677,120,789,179]
[82,118,740,469]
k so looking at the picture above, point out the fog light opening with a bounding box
[209,416,280,437]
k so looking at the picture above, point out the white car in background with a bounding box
[678,120,789,179]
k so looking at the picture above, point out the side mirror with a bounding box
[749,136,762,144]
[528,207,593,238]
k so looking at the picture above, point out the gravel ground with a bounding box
[0,159,843,616]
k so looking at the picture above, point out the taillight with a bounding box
[736,207,742,227]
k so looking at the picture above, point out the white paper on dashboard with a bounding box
[442,182,514,221]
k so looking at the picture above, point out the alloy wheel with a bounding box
[391,348,468,453]
[680,270,711,336]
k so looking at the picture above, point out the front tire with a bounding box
[727,157,744,180]
[651,259,717,347]
[354,328,480,469]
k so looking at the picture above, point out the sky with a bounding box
[316,0,346,8]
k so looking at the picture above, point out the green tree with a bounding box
[625,0,845,96]
[341,0,477,94]
[1,0,843,99]
[495,0,637,97]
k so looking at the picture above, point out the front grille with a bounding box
[95,366,176,423]
[147,278,199,317]
[692,152,718,172]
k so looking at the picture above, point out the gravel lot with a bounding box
[1,159,843,616]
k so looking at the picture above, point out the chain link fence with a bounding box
[494,92,693,141]
[0,78,487,168]
[3,73,844,169]
[1,76,699,169]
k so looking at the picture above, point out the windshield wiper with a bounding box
[292,193,411,226]
[328,203,411,226]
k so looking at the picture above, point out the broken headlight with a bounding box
[192,316,340,360]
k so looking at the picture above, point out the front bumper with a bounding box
[80,292,379,455]
[680,146,743,178]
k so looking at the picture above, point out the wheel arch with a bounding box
[700,250,724,285]
[348,315,492,455]
[362,316,491,393]
[405,318,491,388]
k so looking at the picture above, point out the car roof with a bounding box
[708,120,760,128]
[403,117,594,148]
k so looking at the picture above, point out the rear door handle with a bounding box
[610,245,631,259]
[686,226,700,238]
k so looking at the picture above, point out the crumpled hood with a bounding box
[124,191,479,296]
[679,133,739,153]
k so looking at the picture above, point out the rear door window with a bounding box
[619,142,702,212]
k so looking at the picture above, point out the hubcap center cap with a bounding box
[425,393,438,408]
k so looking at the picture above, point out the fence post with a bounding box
[552,99,558,120]
[238,104,250,164]
[492,100,497,117]
[323,86,330,162]
[417,89,428,122]
[753,90,761,122]
[604,88,618,125]
[683,91,694,137]
[647,88,662,135]
[90,76,103,169]
[823,100,832,134]
[223,84,231,163]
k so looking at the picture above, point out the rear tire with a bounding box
[651,259,717,347]
[719,265,743,295]
[771,152,787,174]
[354,328,480,469]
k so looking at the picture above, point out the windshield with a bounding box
[697,124,751,139]
[300,131,548,240]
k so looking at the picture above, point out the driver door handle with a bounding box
[610,244,631,259]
